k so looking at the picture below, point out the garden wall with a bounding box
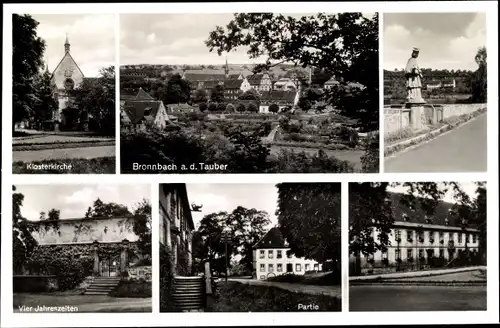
[13,275,60,293]
[127,265,152,281]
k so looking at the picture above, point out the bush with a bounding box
[269,103,279,113]
[110,279,152,298]
[236,103,246,112]
[216,103,227,112]
[226,103,235,113]
[199,103,208,112]
[247,103,259,113]
[208,103,217,112]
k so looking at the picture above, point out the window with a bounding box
[305,264,310,271]
[439,249,444,258]
[268,264,274,273]
[287,251,292,259]
[295,264,302,272]
[260,275,265,280]
[467,234,471,243]
[268,250,273,259]
[277,264,283,272]
[407,230,414,241]
[395,249,401,260]
[449,232,453,240]
[260,264,265,272]
[395,229,401,241]
[382,250,388,260]
[473,234,477,243]
[429,249,435,257]
[259,250,265,259]
[458,233,463,243]
[277,250,282,259]
[419,249,424,258]
[314,264,319,271]
[407,249,413,259]
[439,232,444,239]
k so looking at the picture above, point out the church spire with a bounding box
[224,56,229,78]
[64,33,70,53]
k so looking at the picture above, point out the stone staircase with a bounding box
[85,276,121,295]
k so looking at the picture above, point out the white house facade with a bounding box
[253,227,322,280]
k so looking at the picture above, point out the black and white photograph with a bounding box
[159,183,341,312]
[12,184,152,312]
[383,13,487,173]
[349,182,487,311]
[12,14,116,174]
[120,13,380,174]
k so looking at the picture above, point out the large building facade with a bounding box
[253,227,322,280]
[350,193,481,275]
[159,184,195,276]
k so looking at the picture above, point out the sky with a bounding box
[185,184,279,230]
[120,12,375,66]
[383,13,486,71]
[15,185,150,221]
[29,14,116,77]
[387,182,482,204]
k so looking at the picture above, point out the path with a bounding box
[13,146,115,162]
[385,113,487,172]
[262,125,280,144]
[349,285,486,311]
[350,266,486,281]
[227,278,341,298]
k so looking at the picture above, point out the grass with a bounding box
[109,280,152,298]
[385,108,487,157]
[206,281,341,312]
[13,293,127,307]
[12,157,115,174]
[13,141,115,151]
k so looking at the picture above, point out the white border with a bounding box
[2,1,498,327]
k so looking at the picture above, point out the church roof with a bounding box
[260,90,297,103]
[51,51,85,80]
[122,100,166,124]
[223,79,244,89]
[247,74,266,85]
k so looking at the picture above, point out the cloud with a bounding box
[383,13,486,70]
[31,14,115,77]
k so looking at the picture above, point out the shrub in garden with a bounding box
[216,102,227,112]
[208,103,217,112]
[269,103,279,113]
[236,103,246,112]
[199,102,208,112]
[247,103,259,113]
[226,103,235,113]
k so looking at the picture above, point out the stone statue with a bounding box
[405,47,425,103]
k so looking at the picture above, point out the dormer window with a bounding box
[425,216,432,224]
[144,107,152,116]
[402,213,409,222]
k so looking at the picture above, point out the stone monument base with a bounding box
[405,101,426,131]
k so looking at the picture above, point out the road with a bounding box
[228,278,341,298]
[385,113,487,172]
[13,146,115,162]
[349,285,486,311]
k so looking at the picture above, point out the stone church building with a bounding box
[49,35,86,129]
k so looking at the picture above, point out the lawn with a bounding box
[13,157,116,174]
[267,272,341,286]
[13,141,115,151]
[206,281,341,312]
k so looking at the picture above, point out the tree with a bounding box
[269,103,279,113]
[132,199,152,257]
[236,103,246,112]
[70,66,115,134]
[206,13,379,130]
[208,103,217,112]
[227,131,270,172]
[216,102,227,112]
[247,103,259,113]
[13,186,38,273]
[471,46,487,103]
[199,102,208,112]
[276,183,341,264]
[298,88,323,112]
[471,182,487,263]
[210,84,225,103]
[165,73,192,104]
[196,212,228,276]
[33,70,57,127]
[13,14,46,132]
[238,88,260,101]
[192,89,208,104]
[84,198,132,218]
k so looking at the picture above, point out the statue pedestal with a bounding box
[405,100,426,131]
